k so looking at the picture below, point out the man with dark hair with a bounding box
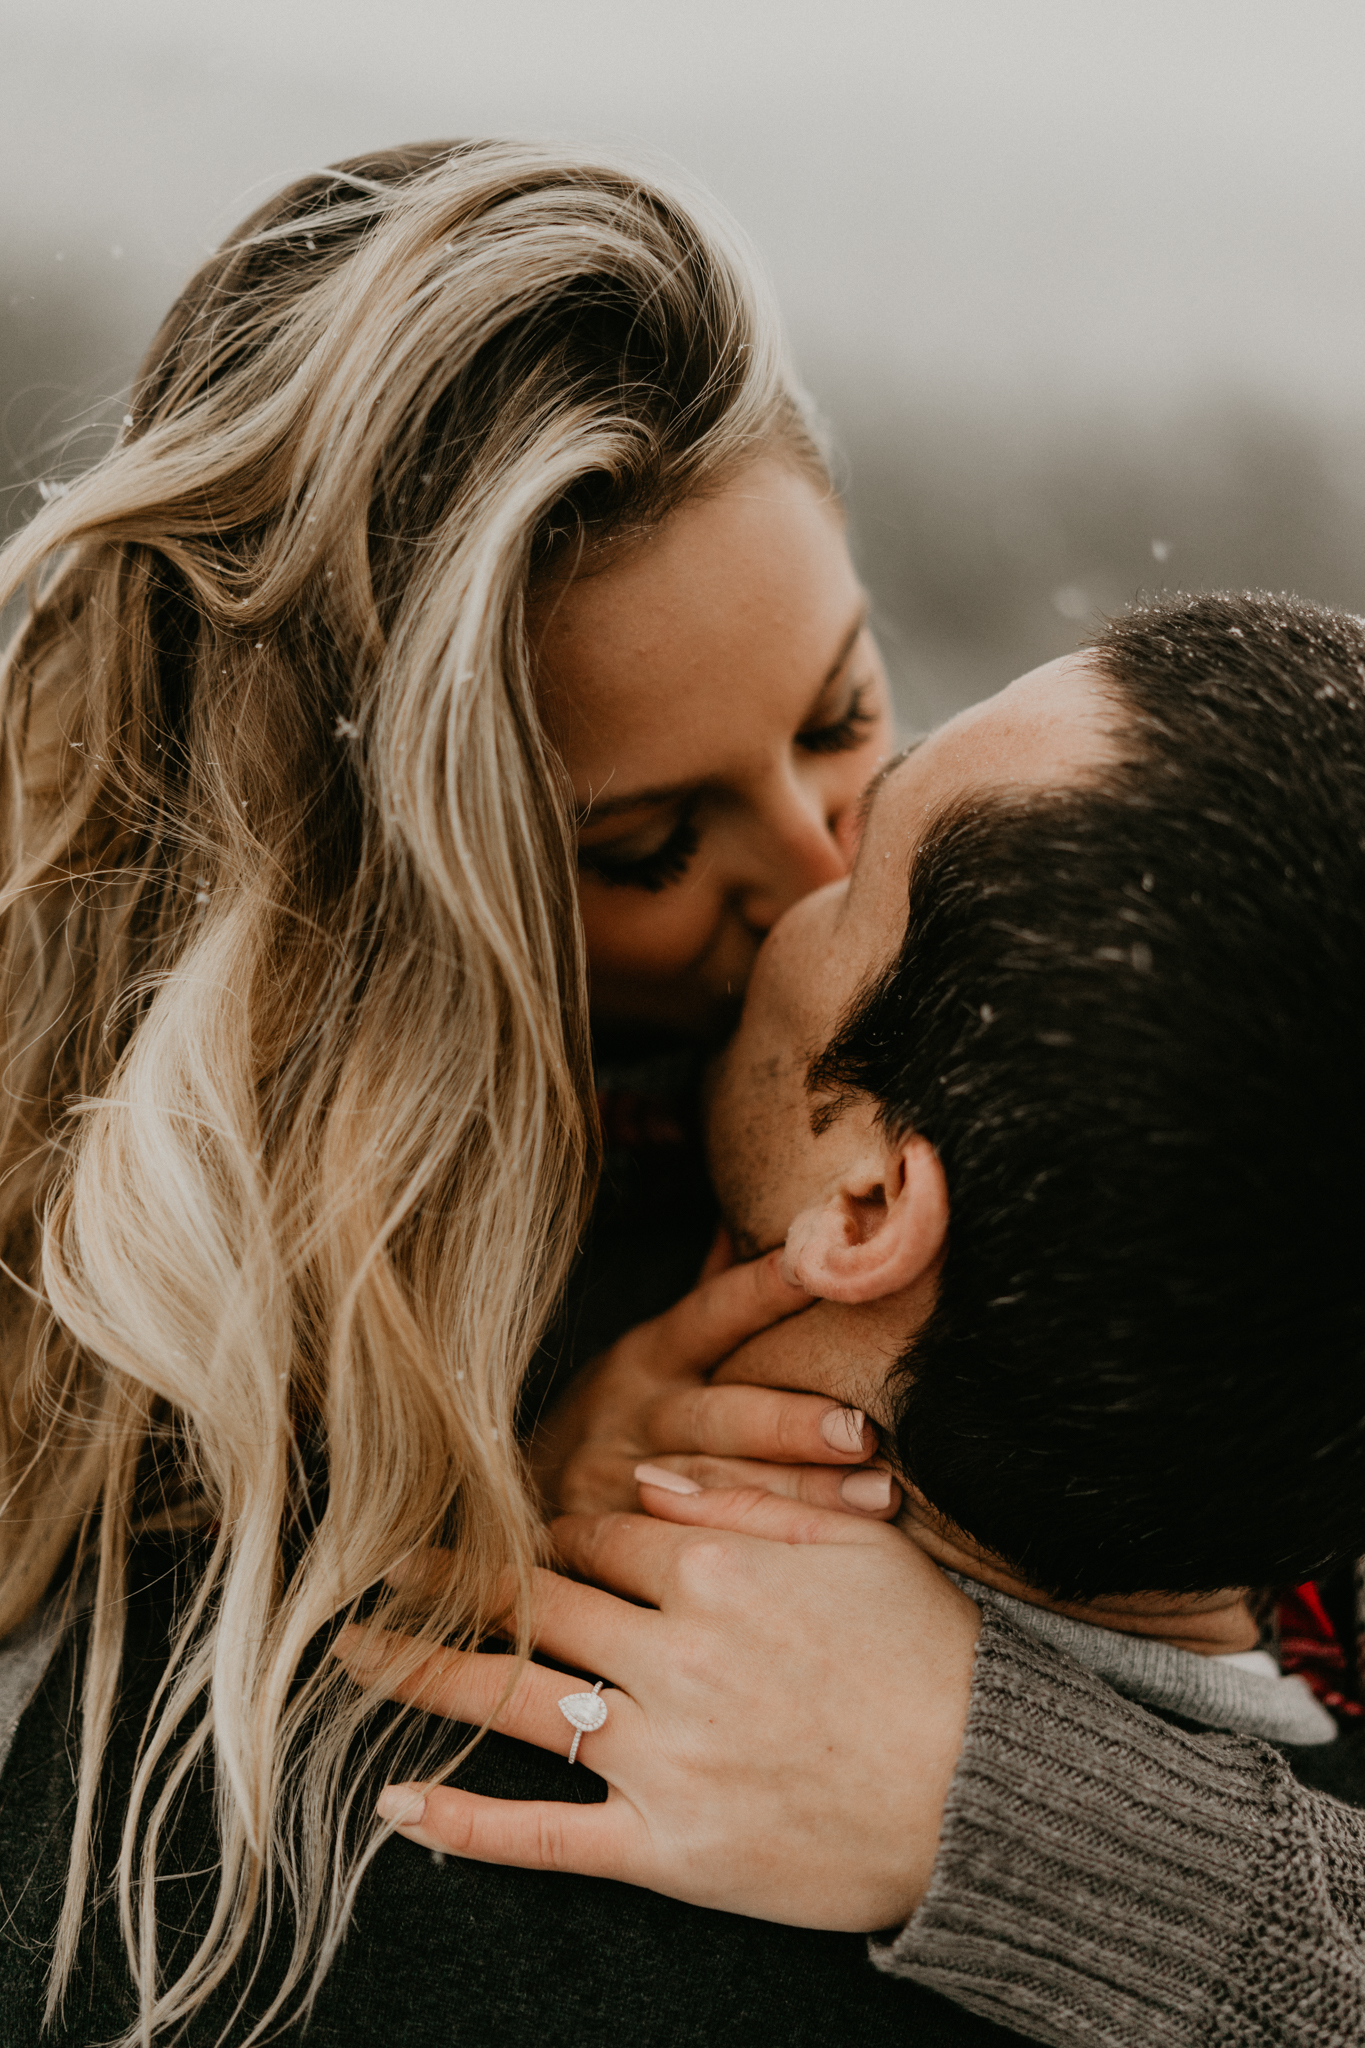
[385,590,1365,2045]
[724,585,1365,1608]
[690,585,1365,2026]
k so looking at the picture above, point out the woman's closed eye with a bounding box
[578,807,702,893]
[795,678,879,757]
[575,677,883,895]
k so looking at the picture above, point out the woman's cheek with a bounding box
[577,874,726,980]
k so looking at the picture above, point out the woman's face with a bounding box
[533,456,895,1039]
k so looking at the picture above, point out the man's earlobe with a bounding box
[780,1135,948,1304]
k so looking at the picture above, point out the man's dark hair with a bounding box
[813,591,1365,1599]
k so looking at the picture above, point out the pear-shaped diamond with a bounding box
[557,1689,608,1734]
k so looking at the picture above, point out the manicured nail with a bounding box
[377,1784,427,1826]
[634,1462,702,1495]
[821,1407,867,1454]
[841,1468,894,1511]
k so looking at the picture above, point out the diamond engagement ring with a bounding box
[557,1679,608,1765]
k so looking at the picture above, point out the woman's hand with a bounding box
[531,1250,901,1520]
[342,1482,980,1932]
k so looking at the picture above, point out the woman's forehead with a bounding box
[534,469,865,800]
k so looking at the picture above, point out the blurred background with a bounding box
[6,0,1365,724]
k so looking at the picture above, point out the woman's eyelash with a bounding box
[578,811,701,893]
[575,678,877,893]
[796,681,878,756]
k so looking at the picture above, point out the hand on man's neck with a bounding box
[894,1493,1259,1657]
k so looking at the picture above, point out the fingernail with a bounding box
[634,1462,702,1495]
[821,1407,867,1454]
[841,1468,893,1511]
[377,1784,427,1826]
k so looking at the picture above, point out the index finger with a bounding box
[644,1381,876,1465]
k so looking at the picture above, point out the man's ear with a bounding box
[779,1133,948,1304]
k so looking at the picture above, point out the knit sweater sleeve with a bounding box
[870,1605,1365,2045]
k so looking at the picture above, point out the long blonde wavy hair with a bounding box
[0,140,821,2042]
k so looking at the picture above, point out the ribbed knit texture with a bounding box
[872,1608,1365,2044]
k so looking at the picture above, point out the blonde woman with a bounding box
[0,141,979,2048]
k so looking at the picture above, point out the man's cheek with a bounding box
[705,1079,802,1253]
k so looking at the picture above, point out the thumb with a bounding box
[633,1472,882,1547]
[648,1249,811,1380]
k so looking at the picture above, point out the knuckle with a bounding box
[505,1664,542,1719]
[689,1392,728,1457]
[559,1452,631,1516]
[428,1792,477,1856]
[651,1385,703,1451]
[534,1807,574,1872]
[596,1511,650,1574]
[772,1400,815,1461]
[554,1511,609,1575]
[670,1535,742,1602]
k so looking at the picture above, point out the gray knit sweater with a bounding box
[873,1604,1365,2043]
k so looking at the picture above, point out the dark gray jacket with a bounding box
[0,1533,1020,2048]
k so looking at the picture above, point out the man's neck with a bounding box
[895,1499,1258,1657]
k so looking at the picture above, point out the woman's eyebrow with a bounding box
[578,603,872,824]
[798,603,870,725]
[577,778,691,823]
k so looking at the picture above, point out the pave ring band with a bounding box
[557,1679,608,1765]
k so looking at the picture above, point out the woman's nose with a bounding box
[737,782,850,935]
